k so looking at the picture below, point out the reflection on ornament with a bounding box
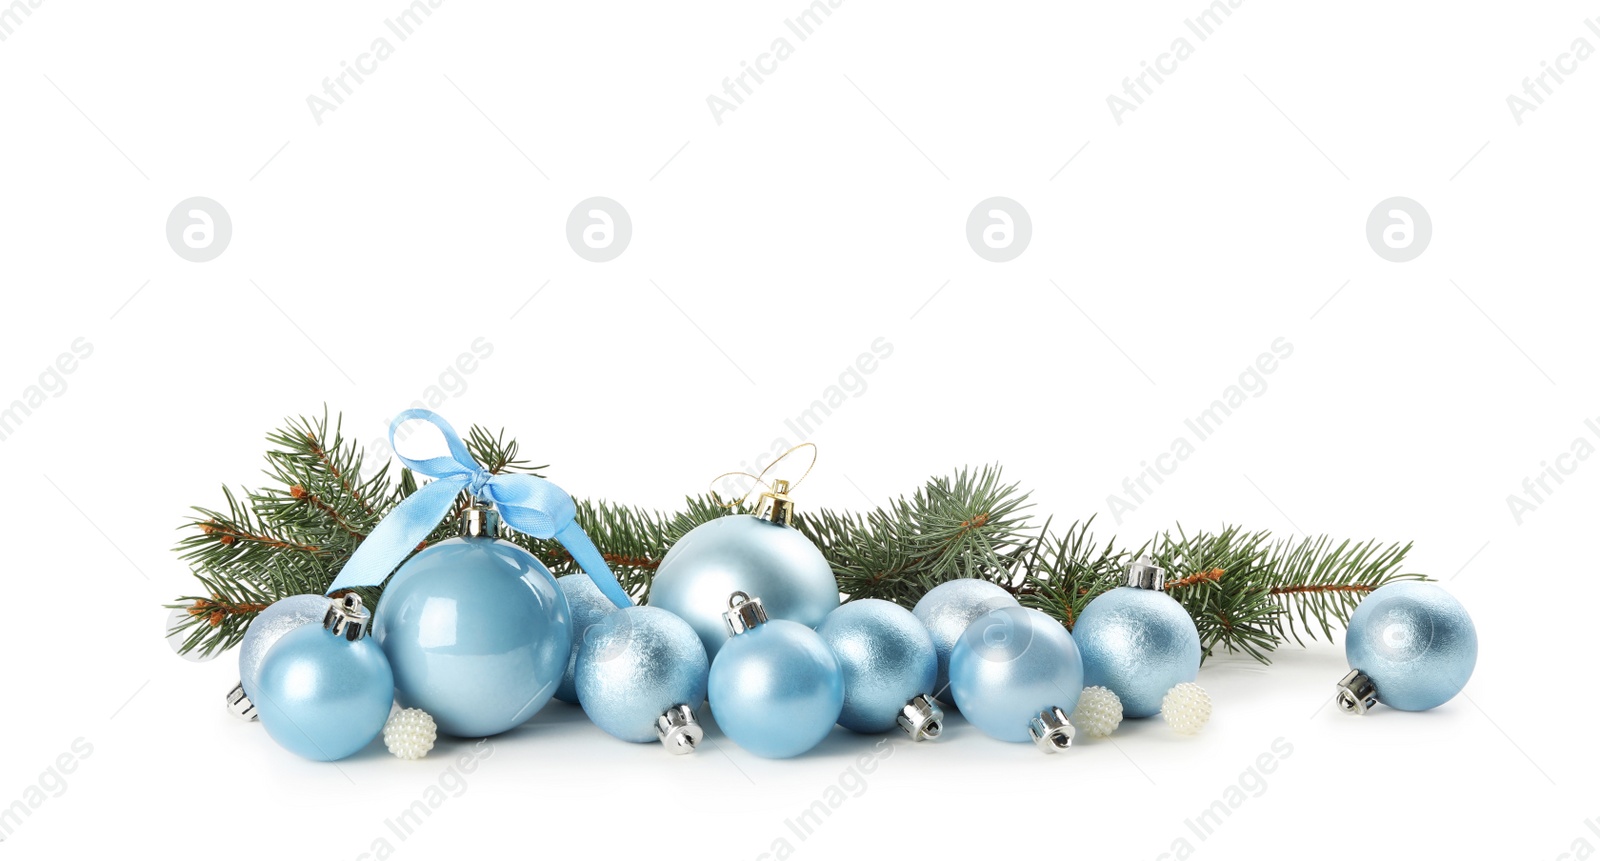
[1336,581,1476,714]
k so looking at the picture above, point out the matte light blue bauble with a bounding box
[576,606,709,743]
[649,515,839,660]
[238,594,329,701]
[911,579,1019,702]
[254,623,394,761]
[556,573,619,704]
[817,599,937,733]
[949,606,1084,743]
[1346,581,1476,711]
[373,536,571,738]
[1074,587,1202,718]
[709,619,844,758]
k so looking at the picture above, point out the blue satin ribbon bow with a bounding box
[324,409,632,609]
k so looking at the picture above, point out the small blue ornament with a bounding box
[817,599,942,738]
[912,578,1019,701]
[576,606,709,752]
[254,595,395,761]
[949,606,1084,750]
[1074,556,1202,719]
[238,593,329,703]
[709,592,844,759]
[650,493,839,660]
[373,507,571,738]
[556,573,619,704]
[1337,581,1476,714]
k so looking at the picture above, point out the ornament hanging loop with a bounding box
[708,442,818,515]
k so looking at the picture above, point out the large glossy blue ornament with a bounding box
[949,606,1084,744]
[577,606,709,751]
[818,599,940,736]
[373,508,572,738]
[1074,557,1201,718]
[254,596,395,761]
[650,497,838,660]
[238,593,329,702]
[912,578,1019,701]
[709,593,844,759]
[1338,581,1476,713]
[556,573,619,704]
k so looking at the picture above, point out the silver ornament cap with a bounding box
[1028,706,1076,754]
[723,591,769,637]
[324,593,371,641]
[461,504,501,538]
[655,704,704,755]
[224,681,257,721]
[1127,555,1166,590]
[896,694,944,742]
[1335,669,1379,715]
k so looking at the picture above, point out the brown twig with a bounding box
[1269,584,1374,596]
[200,521,324,555]
[1167,567,1225,589]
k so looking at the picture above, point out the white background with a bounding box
[2,1,1595,857]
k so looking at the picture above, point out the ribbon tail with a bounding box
[326,477,467,594]
[556,521,633,609]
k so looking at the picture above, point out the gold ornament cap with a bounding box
[757,479,796,526]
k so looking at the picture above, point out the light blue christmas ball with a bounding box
[576,606,709,743]
[949,606,1083,743]
[556,573,619,704]
[1346,581,1476,711]
[373,536,571,738]
[649,515,839,660]
[912,578,1019,701]
[1074,586,1202,718]
[817,599,937,734]
[238,594,329,701]
[709,619,844,758]
[253,623,394,761]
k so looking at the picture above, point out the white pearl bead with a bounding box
[382,707,438,760]
[1071,685,1124,738]
[1160,682,1212,735]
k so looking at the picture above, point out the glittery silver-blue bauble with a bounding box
[949,605,1083,751]
[649,488,838,660]
[373,507,571,738]
[236,593,330,709]
[253,595,395,761]
[1336,581,1476,714]
[709,592,844,759]
[1074,556,1202,719]
[556,573,619,704]
[576,606,709,752]
[911,578,1019,702]
[817,599,942,739]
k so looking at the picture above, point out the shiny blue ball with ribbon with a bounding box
[327,410,634,740]
[374,525,571,737]
[556,573,619,704]
[709,593,843,758]
[1343,581,1476,712]
[949,606,1083,743]
[576,606,709,745]
[254,596,394,761]
[817,599,938,734]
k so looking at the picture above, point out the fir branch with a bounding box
[167,410,1431,664]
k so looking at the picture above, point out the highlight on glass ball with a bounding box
[1335,581,1477,715]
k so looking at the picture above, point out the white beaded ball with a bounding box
[1160,682,1212,735]
[383,707,438,760]
[1071,685,1124,739]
